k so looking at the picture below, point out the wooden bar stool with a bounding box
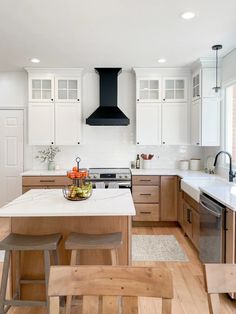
[64,232,122,314]
[0,232,62,314]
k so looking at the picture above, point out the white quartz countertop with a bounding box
[0,189,136,217]
[21,170,68,176]
[131,168,210,178]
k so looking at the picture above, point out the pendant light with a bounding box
[212,44,222,92]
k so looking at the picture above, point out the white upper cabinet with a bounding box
[28,102,54,145]
[26,68,83,146]
[190,59,221,146]
[134,68,190,146]
[137,78,162,102]
[55,102,81,145]
[136,103,162,145]
[163,77,187,102]
[55,77,81,102]
[190,99,201,146]
[162,102,188,145]
[29,77,54,102]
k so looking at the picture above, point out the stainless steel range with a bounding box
[88,168,131,188]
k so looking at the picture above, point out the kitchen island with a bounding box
[0,189,135,300]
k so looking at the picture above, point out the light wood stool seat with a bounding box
[0,232,62,251]
[65,232,122,250]
[0,233,62,314]
[64,232,122,314]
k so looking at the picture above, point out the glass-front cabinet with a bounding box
[163,77,187,102]
[55,77,81,102]
[137,78,161,102]
[192,71,201,101]
[29,77,54,102]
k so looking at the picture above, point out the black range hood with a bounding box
[86,68,130,126]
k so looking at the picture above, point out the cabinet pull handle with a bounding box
[140,211,151,214]
[40,180,55,183]
[140,193,151,196]
[140,179,151,182]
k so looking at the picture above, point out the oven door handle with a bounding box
[199,201,221,218]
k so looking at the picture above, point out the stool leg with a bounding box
[65,250,77,314]
[44,250,51,314]
[0,251,11,314]
[15,251,21,299]
[52,250,60,265]
[111,249,118,265]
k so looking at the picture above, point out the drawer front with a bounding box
[132,175,160,186]
[22,176,71,186]
[132,186,159,203]
[133,204,160,221]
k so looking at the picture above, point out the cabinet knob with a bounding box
[51,142,54,145]
[137,142,139,144]
[196,142,200,145]
[77,99,80,101]
[162,141,165,144]
[51,98,54,101]
[163,99,165,101]
[137,99,139,102]
[77,142,80,144]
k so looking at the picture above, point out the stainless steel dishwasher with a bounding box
[199,193,226,263]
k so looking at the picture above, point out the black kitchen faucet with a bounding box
[214,151,236,182]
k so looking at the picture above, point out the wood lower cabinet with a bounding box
[22,176,71,193]
[132,176,160,222]
[182,192,200,250]
[177,177,184,227]
[160,176,177,221]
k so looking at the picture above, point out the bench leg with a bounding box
[0,251,10,314]
[44,250,51,314]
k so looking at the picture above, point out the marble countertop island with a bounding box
[0,189,136,217]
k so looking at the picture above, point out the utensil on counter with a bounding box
[141,154,154,160]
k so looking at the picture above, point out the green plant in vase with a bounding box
[35,146,60,170]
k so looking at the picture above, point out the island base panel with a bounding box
[11,216,131,301]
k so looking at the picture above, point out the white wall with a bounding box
[203,49,236,179]
[222,49,236,86]
[0,71,27,107]
[0,70,203,171]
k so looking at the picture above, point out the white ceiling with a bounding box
[0,0,236,71]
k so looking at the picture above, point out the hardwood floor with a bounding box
[3,226,236,313]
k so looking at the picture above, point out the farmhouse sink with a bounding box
[181,177,226,202]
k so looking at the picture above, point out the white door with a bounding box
[55,102,81,145]
[0,110,23,207]
[191,99,201,146]
[162,102,188,145]
[136,103,161,145]
[28,102,54,145]
[202,98,220,146]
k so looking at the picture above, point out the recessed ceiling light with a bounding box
[180,11,196,20]
[158,58,166,63]
[30,58,40,63]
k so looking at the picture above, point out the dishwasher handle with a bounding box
[199,201,221,218]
